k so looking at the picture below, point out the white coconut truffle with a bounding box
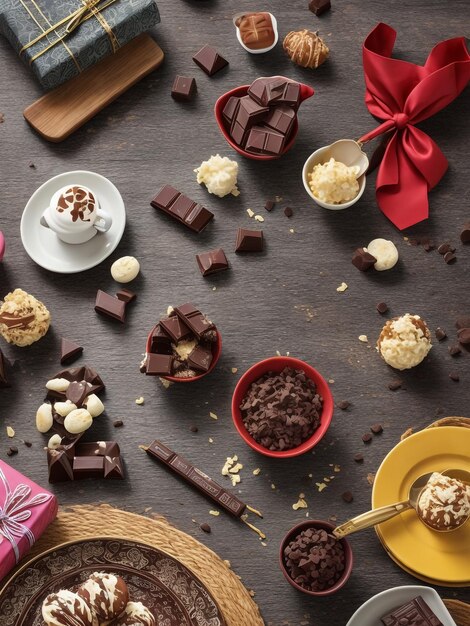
[194,154,240,198]
[418,472,470,531]
[366,238,399,271]
[111,256,140,283]
[377,313,432,370]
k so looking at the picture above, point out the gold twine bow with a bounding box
[19,0,120,67]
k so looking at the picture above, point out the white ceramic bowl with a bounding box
[302,139,368,210]
[233,12,278,54]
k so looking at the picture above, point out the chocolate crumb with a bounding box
[200,522,211,533]
[449,344,462,357]
[370,424,383,434]
[435,327,447,341]
[337,401,350,410]
[444,251,457,264]
[113,420,124,428]
[362,433,372,443]
[457,328,470,344]
[6,446,18,456]
[460,223,470,244]
[265,200,275,212]
[342,491,354,503]
[190,425,199,433]
[438,243,451,255]
[423,241,435,251]
[354,453,364,463]
[376,302,388,314]
[28,162,36,168]
[449,372,460,382]
[23,441,32,447]
[284,207,293,218]
[456,317,470,330]
[388,379,402,391]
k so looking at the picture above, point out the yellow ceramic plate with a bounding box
[372,426,470,585]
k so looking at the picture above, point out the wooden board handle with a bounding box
[444,599,470,626]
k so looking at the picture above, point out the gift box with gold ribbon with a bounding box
[0,0,160,90]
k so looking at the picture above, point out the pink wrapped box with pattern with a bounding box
[0,460,58,581]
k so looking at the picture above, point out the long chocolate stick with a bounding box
[142,440,265,538]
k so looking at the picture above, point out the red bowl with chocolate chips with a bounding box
[231,356,334,457]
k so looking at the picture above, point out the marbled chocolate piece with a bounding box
[77,572,129,622]
[236,12,275,50]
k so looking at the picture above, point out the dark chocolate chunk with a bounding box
[145,353,175,376]
[264,105,295,136]
[423,240,435,251]
[66,381,89,407]
[309,0,331,16]
[380,595,444,626]
[460,222,470,244]
[94,290,126,323]
[49,441,124,482]
[449,344,462,356]
[151,324,173,354]
[457,327,470,344]
[48,449,74,483]
[377,302,388,314]
[362,433,372,443]
[456,316,470,330]
[73,455,104,479]
[437,243,452,255]
[284,206,293,218]
[192,45,228,76]
[444,251,457,264]
[187,345,213,373]
[342,491,353,503]
[160,315,192,343]
[174,303,215,339]
[150,185,214,233]
[24,440,32,447]
[435,327,447,341]
[116,289,136,303]
[200,522,211,533]
[248,77,300,108]
[222,96,240,125]
[171,75,197,101]
[354,453,364,463]
[352,248,377,271]
[232,95,268,131]
[6,446,18,457]
[47,365,105,402]
[103,455,125,479]
[0,349,11,388]
[113,420,124,428]
[235,228,264,252]
[449,372,460,382]
[337,401,350,410]
[265,200,275,211]
[388,379,402,391]
[60,338,83,365]
[245,125,285,156]
[0,312,35,329]
[190,425,199,433]
[196,248,229,276]
[371,423,383,434]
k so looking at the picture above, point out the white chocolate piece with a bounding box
[46,378,70,392]
[194,154,240,198]
[54,400,77,417]
[64,408,93,434]
[366,238,399,271]
[36,403,53,433]
[42,589,98,626]
[111,256,140,283]
[83,394,104,417]
[47,434,62,449]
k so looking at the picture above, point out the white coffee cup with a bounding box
[40,184,112,244]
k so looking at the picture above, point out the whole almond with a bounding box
[45,378,70,392]
[83,394,104,418]
[54,400,77,417]
[47,434,62,449]
[36,403,53,433]
[64,408,92,434]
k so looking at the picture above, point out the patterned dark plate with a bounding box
[0,537,226,626]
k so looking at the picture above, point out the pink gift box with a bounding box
[0,460,58,581]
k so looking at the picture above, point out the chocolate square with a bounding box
[192,45,228,76]
[171,75,197,101]
[145,353,175,376]
[196,249,229,276]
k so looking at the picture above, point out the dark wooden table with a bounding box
[1,2,469,624]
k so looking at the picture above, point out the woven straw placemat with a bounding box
[14,504,264,626]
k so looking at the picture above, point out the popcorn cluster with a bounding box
[377,314,432,370]
[308,158,359,204]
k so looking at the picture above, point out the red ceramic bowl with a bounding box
[214,78,314,161]
[145,325,222,383]
[231,356,333,457]
[279,520,354,596]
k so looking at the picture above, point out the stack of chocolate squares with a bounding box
[145,304,218,378]
[223,76,301,156]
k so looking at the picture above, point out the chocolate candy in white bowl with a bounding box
[302,139,368,210]
[233,12,278,54]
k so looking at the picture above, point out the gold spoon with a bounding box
[333,469,470,539]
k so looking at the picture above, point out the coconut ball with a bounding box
[418,472,470,531]
[377,313,432,370]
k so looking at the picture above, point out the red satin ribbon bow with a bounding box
[359,23,470,230]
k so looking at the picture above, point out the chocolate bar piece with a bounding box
[174,303,215,339]
[230,96,269,146]
[73,456,104,479]
[309,0,331,16]
[196,248,229,276]
[248,77,300,108]
[48,441,124,483]
[145,440,246,517]
[222,96,240,124]
[235,12,275,50]
[381,596,443,626]
[171,75,197,101]
[187,345,213,372]
[94,290,126,323]
[116,289,136,303]
[245,126,285,155]
[264,105,295,136]
[160,315,191,343]
[0,349,11,388]
[150,185,214,233]
[235,228,264,252]
[193,45,228,76]
[66,381,89,407]
[151,324,173,354]
[60,338,83,365]
[145,353,175,376]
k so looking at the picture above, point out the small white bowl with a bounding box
[233,12,278,54]
[302,139,368,211]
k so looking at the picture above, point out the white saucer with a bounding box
[21,171,126,273]
[346,585,457,626]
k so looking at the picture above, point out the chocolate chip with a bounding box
[362,433,372,443]
[28,162,36,169]
[352,248,376,272]
[200,522,211,533]
[284,206,293,218]
[435,327,447,341]
[354,453,364,463]
[23,441,32,447]
[457,328,470,344]
[370,424,383,434]
[342,491,354,503]
[444,251,457,264]
[6,446,18,456]
[113,420,124,428]
[423,241,435,251]
[337,401,350,410]
[190,425,199,433]
[265,200,275,211]
[438,243,451,255]
[388,379,402,391]
[376,302,388,314]
[460,223,470,244]
[449,372,460,382]
[449,344,462,357]
[456,317,470,330]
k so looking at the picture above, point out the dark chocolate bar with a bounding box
[245,126,285,156]
[48,441,124,483]
[381,596,444,626]
[150,185,214,233]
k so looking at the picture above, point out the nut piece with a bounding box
[54,400,77,417]
[83,394,104,418]
[45,378,70,392]
[111,256,140,283]
[64,408,93,434]
[377,313,432,370]
[283,29,329,69]
[366,238,399,271]
[47,434,62,449]
[36,403,53,433]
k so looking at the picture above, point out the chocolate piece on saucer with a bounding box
[0,349,11,388]
[60,338,83,364]
[222,96,240,125]
[171,75,197,101]
[245,126,285,156]
[235,228,264,252]
[151,324,173,354]
[187,345,213,372]
[116,289,136,303]
[150,185,214,233]
[309,0,331,16]
[95,290,126,323]
[235,12,275,50]
[196,248,229,276]
[380,595,443,626]
[193,45,228,76]
[352,248,377,271]
[145,353,175,376]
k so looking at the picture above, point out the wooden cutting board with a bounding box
[23,34,164,142]
[444,599,470,626]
